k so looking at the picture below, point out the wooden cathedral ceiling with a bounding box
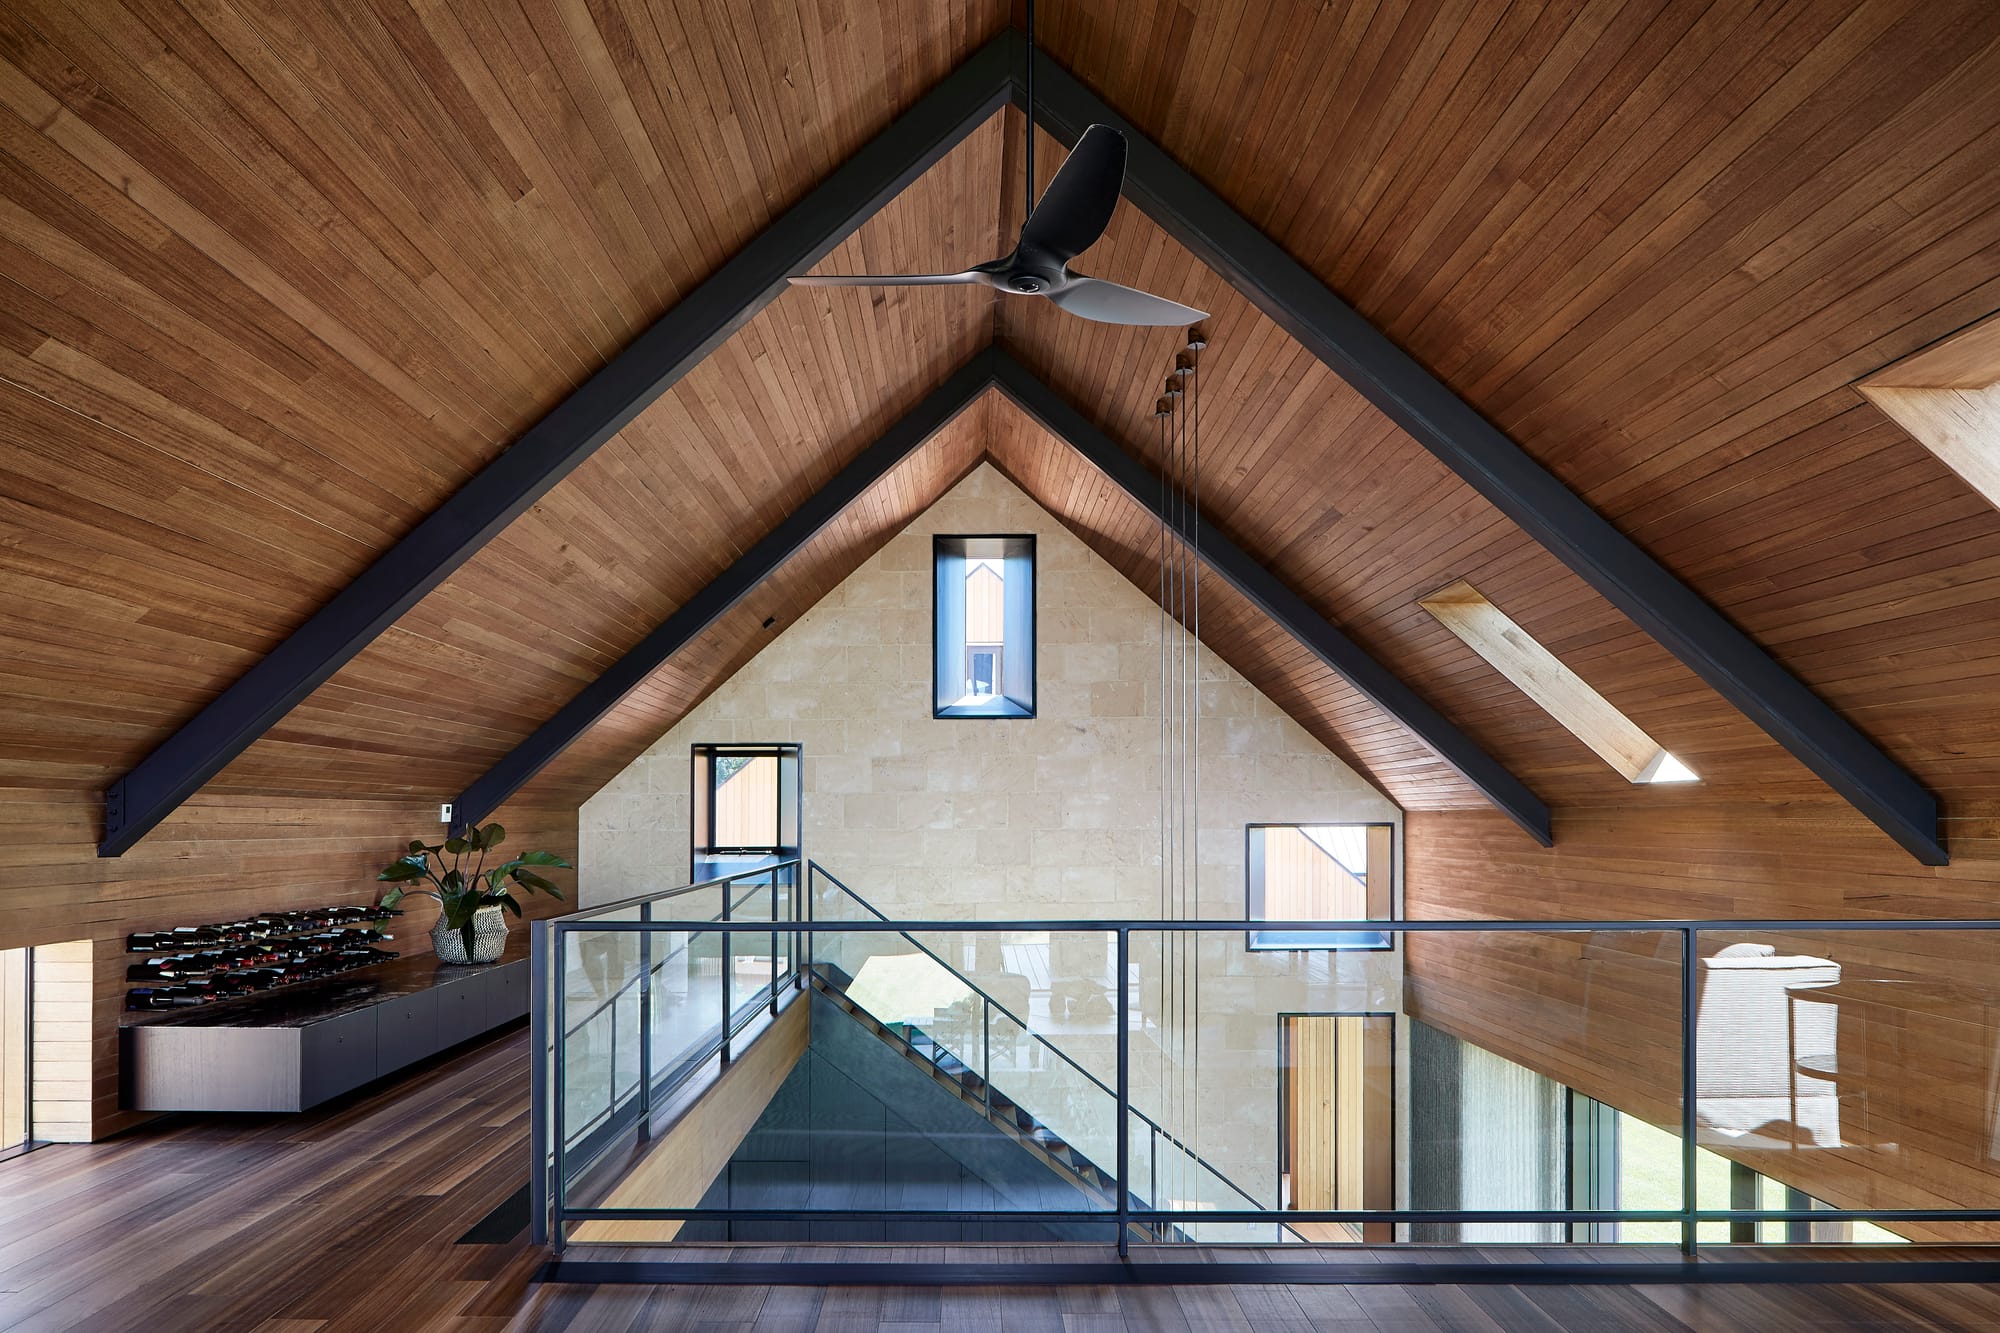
[6,2,2000,841]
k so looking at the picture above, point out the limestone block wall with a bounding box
[581,462,1405,1203]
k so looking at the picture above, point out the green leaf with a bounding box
[512,850,571,868]
[511,869,561,896]
[482,823,506,849]
[459,918,478,959]
[379,886,406,909]
[496,892,523,918]
[378,857,428,882]
[443,836,468,856]
[407,839,427,854]
[441,868,465,896]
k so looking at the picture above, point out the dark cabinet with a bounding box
[299,1007,377,1107]
[375,988,439,1074]
[435,972,489,1048]
[487,960,528,1026]
[123,948,530,1112]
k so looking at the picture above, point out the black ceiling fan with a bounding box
[789,4,1205,327]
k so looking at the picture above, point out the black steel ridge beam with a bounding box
[450,352,997,829]
[1007,36,1944,865]
[991,353,1552,847]
[96,43,1016,856]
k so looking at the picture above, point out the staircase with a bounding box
[806,961,1178,1237]
[807,862,1305,1244]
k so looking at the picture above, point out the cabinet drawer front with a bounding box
[487,960,529,1025]
[436,972,490,1048]
[375,988,439,1073]
[299,1008,378,1107]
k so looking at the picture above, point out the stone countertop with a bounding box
[120,935,531,1029]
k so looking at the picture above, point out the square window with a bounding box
[1247,823,1394,951]
[691,743,800,882]
[934,535,1034,718]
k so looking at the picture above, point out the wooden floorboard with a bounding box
[2,1029,2000,1331]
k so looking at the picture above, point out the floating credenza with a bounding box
[120,940,528,1112]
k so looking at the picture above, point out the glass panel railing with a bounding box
[556,915,645,1153]
[536,862,802,1234]
[1693,925,2000,1246]
[533,895,2000,1261]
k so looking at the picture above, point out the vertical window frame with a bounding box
[932,533,1037,720]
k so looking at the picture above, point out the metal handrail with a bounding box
[806,861,1290,1229]
[560,873,780,1041]
[561,857,802,922]
[538,903,2000,1257]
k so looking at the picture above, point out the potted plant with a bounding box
[377,823,571,964]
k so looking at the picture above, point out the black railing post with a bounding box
[550,922,568,1254]
[528,918,551,1247]
[982,998,993,1115]
[1117,928,1131,1257]
[770,868,780,1015]
[721,885,734,1065]
[637,900,653,1138]
[1682,924,1699,1260]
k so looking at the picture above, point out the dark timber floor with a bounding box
[5,1028,2000,1331]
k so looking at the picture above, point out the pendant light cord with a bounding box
[1024,0,1035,216]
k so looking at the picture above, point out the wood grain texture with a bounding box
[1406,803,2000,1243]
[0,0,1005,803]
[2,1029,1999,1328]
[0,786,574,1137]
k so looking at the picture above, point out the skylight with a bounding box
[1858,311,2000,513]
[1417,580,1697,785]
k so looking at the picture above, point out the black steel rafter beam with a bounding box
[990,353,1552,846]
[454,351,1549,840]
[450,353,995,828]
[96,43,1014,855]
[1006,38,1944,864]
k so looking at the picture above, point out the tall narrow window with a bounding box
[933,535,1035,718]
[691,743,801,882]
[1247,823,1393,950]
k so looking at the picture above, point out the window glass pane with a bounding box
[713,753,778,847]
[1248,824,1390,949]
[934,536,1034,718]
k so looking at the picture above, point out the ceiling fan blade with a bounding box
[1045,276,1207,326]
[788,271,990,287]
[1018,124,1127,264]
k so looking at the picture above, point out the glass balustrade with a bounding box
[528,875,2000,1263]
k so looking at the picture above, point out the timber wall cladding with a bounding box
[1405,804,2000,1242]
[0,789,576,1138]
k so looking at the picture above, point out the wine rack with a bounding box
[125,905,405,1010]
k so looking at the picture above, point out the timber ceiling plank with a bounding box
[209,121,1010,804]
[454,351,999,824]
[995,179,1783,813]
[1011,25,1972,861]
[43,6,1012,851]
